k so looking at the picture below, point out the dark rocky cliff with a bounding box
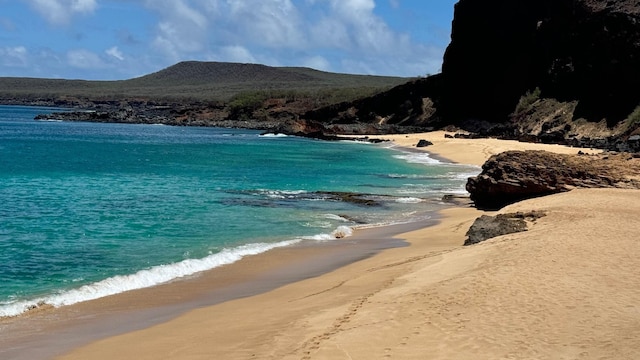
[305,0,640,148]
[442,0,640,125]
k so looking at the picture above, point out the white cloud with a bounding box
[224,0,305,48]
[25,0,97,25]
[0,46,29,67]
[13,0,446,78]
[67,49,106,69]
[316,0,409,54]
[144,0,209,59]
[70,0,97,13]
[218,45,257,64]
[134,0,440,76]
[310,17,350,50]
[302,55,331,72]
[106,46,124,61]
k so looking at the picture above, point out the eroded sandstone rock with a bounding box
[466,150,640,209]
[464,211,546,245]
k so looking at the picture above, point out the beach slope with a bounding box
[59,133,640,360]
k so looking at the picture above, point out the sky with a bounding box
[0,0,458,80]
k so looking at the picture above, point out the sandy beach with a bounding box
[11,131,640,359]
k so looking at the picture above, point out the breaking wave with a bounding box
[0,224,355,318]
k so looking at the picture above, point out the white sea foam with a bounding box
[0,240,301,318]
[452,169,481,180]
[323,214,351,222]
[259,133,289,138]
[393,152,441,165]
[302,225,354,241]
[397,186,469,196]
[395,197,424,203]
[0,223,360,318]
[255,189,307,199]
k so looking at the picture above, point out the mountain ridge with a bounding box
[0,61,410,103]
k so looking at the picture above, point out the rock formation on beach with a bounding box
[466,150,640,209]
[464,211,546,245]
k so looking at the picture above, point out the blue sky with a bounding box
[0,0,457,80]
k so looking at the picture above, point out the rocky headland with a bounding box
[302,0,640,151]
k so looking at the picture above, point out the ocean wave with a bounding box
[396,186,469,196]
[323,214,352,222]
[259,133,289,138]
[0,223,358,318]
[394,197,424,203]
[393,152,441,165]
[302,226,354,241]
[249,189,308,199]
[0,239,301,318]
[451,169,481,180]
[382,173,450,180]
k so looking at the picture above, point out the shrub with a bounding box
[514,87,541,114]
[624,105,640,132]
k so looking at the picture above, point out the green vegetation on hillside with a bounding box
[0,61,410,105]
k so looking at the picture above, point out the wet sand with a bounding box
[0,218,438,360]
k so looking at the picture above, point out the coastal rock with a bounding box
[464,211,546,246]
[265,119,341,140]
[416,139,433,147]
[466,150,640,209]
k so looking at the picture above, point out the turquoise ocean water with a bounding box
[0,105,477,317]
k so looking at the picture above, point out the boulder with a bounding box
[466,150,640,209]
[464,211,546,245]
[416,139,433,147]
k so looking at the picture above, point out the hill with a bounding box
[0,61,409,103]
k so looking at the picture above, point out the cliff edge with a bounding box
[305,0,640,149]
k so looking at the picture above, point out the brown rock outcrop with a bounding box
[464,211,546,245]
[466,151,640,209]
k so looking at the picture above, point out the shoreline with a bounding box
[57,187,640,360]
[56,205,485,360]
[0,205,450,360]
[6,131,619,359]
[0,132,463,319]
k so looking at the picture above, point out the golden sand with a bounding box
[57,132,640,360]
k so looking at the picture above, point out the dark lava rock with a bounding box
[464,211,546,245]
[416,139,433,147]
[442,0,640,125]
[303,0,640,149]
